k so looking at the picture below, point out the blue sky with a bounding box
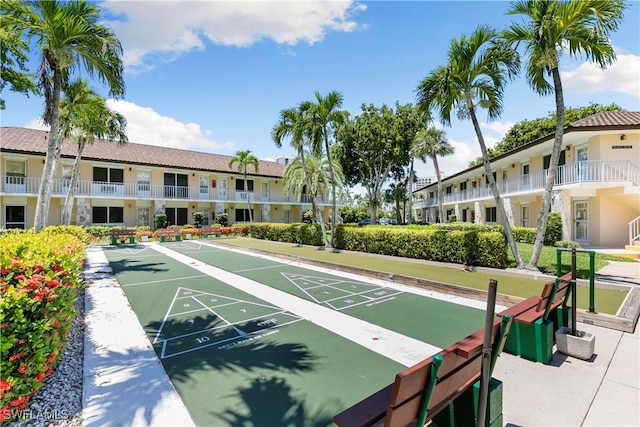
[2,0,639,180]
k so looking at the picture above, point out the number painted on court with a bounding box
[196,336,210,344]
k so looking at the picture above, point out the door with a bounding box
[577,147,589,181]
[522,163,530,190]
[521,205,530,227]
[574,201,588,241]
[199,176,209,200]
[218,178,228,199]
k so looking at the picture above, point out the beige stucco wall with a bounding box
[590,133,639,163]
[593,189,640,247]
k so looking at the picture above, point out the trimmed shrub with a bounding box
[0,231,85,420]
[215,213,229,227]
[247,223,323,245]
[511,226,536,244]
[555,240,581,249]
[154,213,168,230]
[333,225,507,268]
[544,212,563,246]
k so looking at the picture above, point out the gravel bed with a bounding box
[8,289,85,427]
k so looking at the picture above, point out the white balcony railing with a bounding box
[0,176,340,205]
[414,160,640,209]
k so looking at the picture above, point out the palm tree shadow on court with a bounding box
[102,246,170,274]
[141,316,331,425]
[145,316,317,381]
[215,376,338,427]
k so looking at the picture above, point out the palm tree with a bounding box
[412,127,455,223]
[503,0,624,270]
[58,79,128,225]
[283,153,344,246]
[416,25,526,268]
[228,150,260,223]
[272,104,329,246]
[1,0,125,231]
[306,91,346,247]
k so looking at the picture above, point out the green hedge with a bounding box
[247,223,324,246]
[0,228,85,420]
[334,225,507,268]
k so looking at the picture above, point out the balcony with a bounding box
[414,160,640,208]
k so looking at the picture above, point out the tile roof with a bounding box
[0,127,286,178]
[569,111,640,128]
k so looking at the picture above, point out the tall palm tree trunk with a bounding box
[468,102,525,268]
[62,140,86,225]
[407,160,414,225]
[299,149,329,247]
[527,66,565,270]
[244,170,253,223]
[432,155,445,222]
[324,136,337,248]
[34,70,63,232]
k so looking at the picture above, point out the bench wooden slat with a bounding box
[333,385,393,427]
[498,295,540,318]
[384,351,483,427]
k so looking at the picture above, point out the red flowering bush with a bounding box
[0,230,85,421]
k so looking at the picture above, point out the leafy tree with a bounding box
[305,91,347,247]
[283,153,344,246]
[469,103,622,166]
[215,213,229,227]
[416,25,526,268]
[412,127,455,223]
[383,179,409,223]
[58,79,128,225]
[2,0,126,231]
[503,0,624,270]
[272,103,328,244]
[228,150,259,223]
[0,25,37,109]
[336,102,418,225]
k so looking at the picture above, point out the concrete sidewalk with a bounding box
[81,245,640,426]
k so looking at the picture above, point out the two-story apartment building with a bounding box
[0,127,332,229]
[413,111,640,249]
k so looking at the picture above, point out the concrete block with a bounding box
[555,326,595,360]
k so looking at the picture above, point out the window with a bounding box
[235,179,254,191]
[137,171,151,195]
[93,167,123,183]
[235,208,253,222]
[198,208,210,226]
[5,206,25,229]
[522,163,530,189]
[521,205,530,227]
[283,210,290,223]
[485,207,497,223]
[460,181,467,192]
[5,160,26,190]
[93,207,123,224]
[445,186,452,195]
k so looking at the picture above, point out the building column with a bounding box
[474,201,483,224]
[551,190,571,241]
[76,198,91,226]
[454,204,461,221]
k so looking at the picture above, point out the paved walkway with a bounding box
[81,244,640,426]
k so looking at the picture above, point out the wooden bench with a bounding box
[499,273,572,363]
[333,315,513,427]
[156,228,181,242]
[109,228,136,244]
[199,226,222,238]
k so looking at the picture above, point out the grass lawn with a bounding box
[214,238,628,316]
[510,243,635,277]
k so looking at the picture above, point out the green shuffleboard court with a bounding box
[162,240,486,348]
[101,242,490,426]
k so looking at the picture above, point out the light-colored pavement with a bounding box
[82,244,640,426]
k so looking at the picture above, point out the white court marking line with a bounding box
[281,272,404,309]
[198,240,496,312]
[162,318,303,359]
[154,285,301,346]
[153,287,182,344]
[151,243,440,366]
[331,291,403,311]
[233,264,286,273]
[122,274,209,288]
[160,309,293,344]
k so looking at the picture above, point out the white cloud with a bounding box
[106,99,235,153]
[25,118,48,131]
[103,0,366,73]
[481,121,514,138]
[562,52,640,98]
[413,138,480,180]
